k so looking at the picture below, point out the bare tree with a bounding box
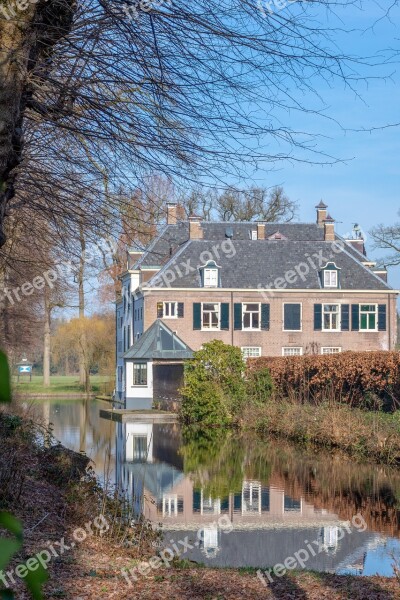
[370,216,400,267]
[216,186,297,222]
[0,0,396,251]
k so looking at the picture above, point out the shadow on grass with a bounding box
[267,573,398,600]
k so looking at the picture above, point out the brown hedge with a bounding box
[247,351,400,407]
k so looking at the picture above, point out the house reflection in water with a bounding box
[115,421,386,572]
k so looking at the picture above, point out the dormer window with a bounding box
[321,262,340,289]
[324,270,338,288]
[201,261,220,288]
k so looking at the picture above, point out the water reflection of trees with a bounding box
[180,428,400,536]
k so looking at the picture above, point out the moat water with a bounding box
[29,397,400,577]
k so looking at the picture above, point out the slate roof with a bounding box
[134,222,190,268]
[147,240,392,291]
[123,319,193,360]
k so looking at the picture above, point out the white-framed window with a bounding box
[282,347,303,357]
[204,268,219,288]
[251,230,257,240]
[242,481,262,514]
[201,491,221,515]
[322,347,342,355]
[360,304,378,331]
[163,301,177,318]
[242,303,261,330]
[323,270,338,288]
[322,304,341,331]
[202,303,220,330]
[241,347,262,360]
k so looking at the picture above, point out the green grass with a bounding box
[12,375,112,395]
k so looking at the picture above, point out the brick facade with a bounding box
[141,289,397,356]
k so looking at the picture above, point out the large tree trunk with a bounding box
[0,0,75,247]
[43,288,51,387]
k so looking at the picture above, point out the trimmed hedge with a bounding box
[248,351,400,407]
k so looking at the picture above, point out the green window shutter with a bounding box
[341,305,350,331]
[221,303,230,330]
[314,304,322,331]
[261,304,270,330]
[234,303,242,330]
[177,302,184,318]
[284,304,301,331]
[157,302,163,318]
[351,304,360,331]
[193,303,201,330]
[378,304,387,331]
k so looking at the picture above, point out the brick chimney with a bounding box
[345,238,366,257]
[324,214,335,242]
[166,202,177,225]
[189,215,203,239]
[257,222,265,240]
[316,200,328,226]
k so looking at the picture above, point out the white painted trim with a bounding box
[322,303,341,332]
[201,301,221,331]
[242,302,261,331]
[142,287,399,294]
[359,303,379,332]
[321,347,342,355]
[282,347,303,356]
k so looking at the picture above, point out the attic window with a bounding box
[324,270,338,288]
[201,261,220,288]
[321,262,340,289]
[204,268,218,287]
[251,230,257,240]
[268,231,287,241]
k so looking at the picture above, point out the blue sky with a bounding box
[251,1,400,290]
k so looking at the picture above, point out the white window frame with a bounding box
[321,347,342,355]
[242,302,261,331]
[359,304,378,332]
[201,302,221,331]
[323,270,338,288]
[251,230,257,240]
[322,303,341,332]
[241,347,262,360]
[163,301,178,318]
[283,303,303,332]
[204,268,219,288]
[242,481,262,515]
[282,347,303,357]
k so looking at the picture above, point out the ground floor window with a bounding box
[282,347,303,357]
[241,347,262,360]
[323,304,340,331]
[133,362,147,386]
[202,303,220,330]
[321,347,342,355]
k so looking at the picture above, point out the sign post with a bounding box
[16,357,34,383]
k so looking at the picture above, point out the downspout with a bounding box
[231,291,234,346]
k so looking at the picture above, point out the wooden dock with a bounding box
[99,408,178,423]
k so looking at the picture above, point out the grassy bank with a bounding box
[1,408,400,598]
[12,374,111,395]
[245,400,400,464]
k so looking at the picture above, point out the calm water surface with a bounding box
[30,398,400,577]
